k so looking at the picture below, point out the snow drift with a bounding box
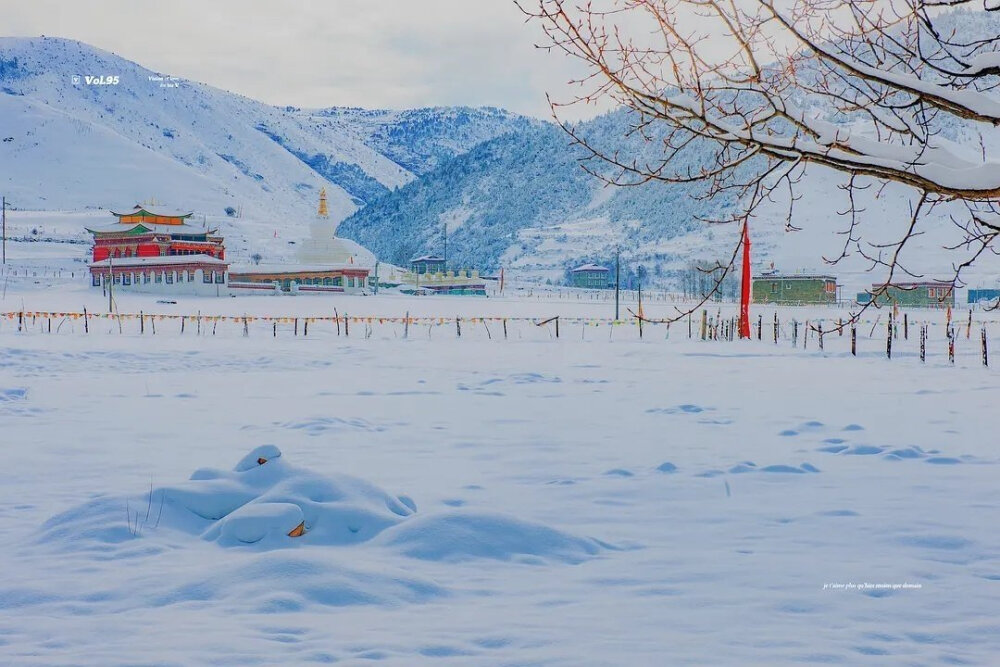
[39,445,605,563]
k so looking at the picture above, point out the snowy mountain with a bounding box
[338,100,1000,292]
[336,109,791,285]
[3,34,998,292]
[0,37,536,223]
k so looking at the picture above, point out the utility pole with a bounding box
[638,265,643,318]
[373,261,380,295]
[2,196,6,266]
[614,246,620,320]
[443,222,448,272]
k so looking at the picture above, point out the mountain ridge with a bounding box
[0,36,539,222]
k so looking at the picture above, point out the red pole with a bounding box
[738,222,752,339]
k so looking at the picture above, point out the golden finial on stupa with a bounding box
[318,187,329,218]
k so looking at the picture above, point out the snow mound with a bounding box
[39,447,604,563]
[40,445,416,549]
[376,511,605,564]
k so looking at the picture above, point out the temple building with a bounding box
[87,204,229,295]
[228,189,373,294]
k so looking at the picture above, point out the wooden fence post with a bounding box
[982,326,988,367]
[887,314,893,360]
[920,324,926,363]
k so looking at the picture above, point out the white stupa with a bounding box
[297,187,374,266]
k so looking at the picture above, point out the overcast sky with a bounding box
[1,0,607,119]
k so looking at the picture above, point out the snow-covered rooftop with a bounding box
[110,205,193,219]
[89,254,227,268]
[754,273,836,281]
[229,263,371,274]
[86,222,216,235]
[571,263,610,273]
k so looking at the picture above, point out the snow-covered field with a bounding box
[1,260,998,665]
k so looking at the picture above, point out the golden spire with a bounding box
[318,187,329,218]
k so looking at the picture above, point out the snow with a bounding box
[2,30,1000,662]
[90,254,226,268]
[0,37,533,222]
[0,267,998,663]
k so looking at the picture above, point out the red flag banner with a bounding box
[739,222,752,339]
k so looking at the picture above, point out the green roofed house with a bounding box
[867,281,954,308]
[752,272,839,305]
[570,263,611,289]
[410,255,446,275]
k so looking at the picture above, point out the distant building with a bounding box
[414,268,486,296]
[228,265,371,294]
[866,281,954,308]
[968,288,1000,305]
[86,204,229,295]
[411,256,446,275]
[570,264,611,289]
[752,273,838,305]
[229,189,375,295]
